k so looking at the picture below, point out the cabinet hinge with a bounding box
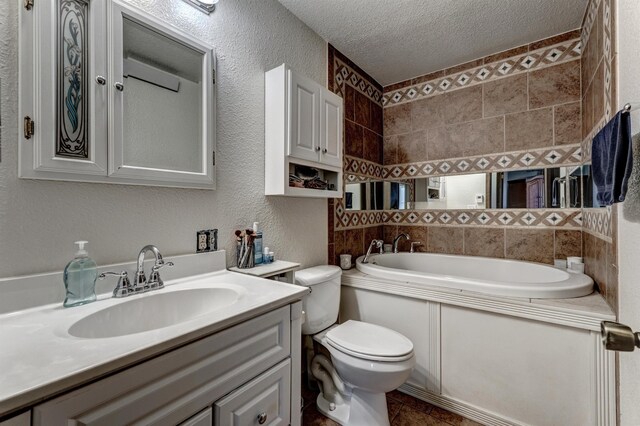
[23,116,34,139]
[24,0,33,10]
[212,68,216,84]
[212,151,215,166]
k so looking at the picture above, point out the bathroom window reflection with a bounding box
[344,166,596,211]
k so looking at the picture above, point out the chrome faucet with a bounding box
[99,245,173,298]
[362,239,384,263]
[392,233,410,253]
[136,245,174,290]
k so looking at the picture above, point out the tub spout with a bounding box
[311,354,347,405]
[392,233,410,253]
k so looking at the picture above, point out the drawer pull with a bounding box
[257,412,267,424]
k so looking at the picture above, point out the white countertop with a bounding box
[228,260,300,278]
[0,269,308,417]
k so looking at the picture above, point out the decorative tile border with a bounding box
[603,0,613,121]
[583,207,612,240]
[335,209,582,230]
[336,209,384,229]
[382,144,582,179]
[334,58,383,104]
[581,0,600,52]
[383,39,581,107]
[344,156,383,180]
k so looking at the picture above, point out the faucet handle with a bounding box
[148,261,174,289]
[151,261,174,274]
[99,271,131,298]
[410,241,423,253]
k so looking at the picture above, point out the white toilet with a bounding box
[296,265,416,426]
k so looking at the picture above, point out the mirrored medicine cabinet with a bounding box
[345,164,603,211]
[19,0,216,189]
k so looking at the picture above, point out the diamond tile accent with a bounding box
[440,212,452,223]
[545,150,561,163]
[520,55,536,69]
[545,48,563,62]
[439,162,451,173]
[457,73,470,85]
[477,213,491,224]
[476,68,491,80]
[499,213,513,224]
[545,212,563,225]
[498,62,513,74]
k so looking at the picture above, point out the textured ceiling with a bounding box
[277,0,587,86]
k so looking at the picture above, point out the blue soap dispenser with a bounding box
[63,241,98,307]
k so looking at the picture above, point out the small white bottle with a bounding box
[63,241,98,307]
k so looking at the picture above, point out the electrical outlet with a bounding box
[197,231,209,252]
[196,229,218,253]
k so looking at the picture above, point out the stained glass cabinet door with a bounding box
[19,0,108,179]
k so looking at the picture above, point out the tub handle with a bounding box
[410,241,423,253]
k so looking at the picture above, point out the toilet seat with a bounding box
[325,320,414,362]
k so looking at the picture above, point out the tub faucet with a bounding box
[362,239,384,264]
[135,245,174,291]
[392,233,410,253]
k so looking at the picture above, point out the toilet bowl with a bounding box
[296,266,415,426]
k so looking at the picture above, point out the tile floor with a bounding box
[301,382,482,426]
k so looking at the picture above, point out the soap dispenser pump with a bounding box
[63,241,98,307]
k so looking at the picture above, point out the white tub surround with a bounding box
[357,253,594,299]
[341,269,616,426]
[0,251,308,423]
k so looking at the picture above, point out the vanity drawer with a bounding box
[33,306,291,425]
[215,359,291,426]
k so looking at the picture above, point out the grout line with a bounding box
[552,105,556,146]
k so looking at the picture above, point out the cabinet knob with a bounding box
[257,412,267,424]
[323,148,328,153]
[95,75,106,85]
[315,146,321,152]
[114,82,124,92]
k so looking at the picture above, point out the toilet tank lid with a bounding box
[295,265,342,287]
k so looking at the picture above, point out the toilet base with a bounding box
[316,389,390,426]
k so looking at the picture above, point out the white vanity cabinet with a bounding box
[19,0,216,189]
[31,304,302,426]
[265,64,343,198]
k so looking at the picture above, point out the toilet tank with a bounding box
[295,265,342,335]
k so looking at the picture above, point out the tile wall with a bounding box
[581,0,618,313]
[329,13,617,308]
[380,30,585,265]
[327,45,385,265]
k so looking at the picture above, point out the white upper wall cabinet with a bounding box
[287,71,320,163]
[19,0,216,189]
[265,64,343,198]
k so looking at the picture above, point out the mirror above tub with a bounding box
[19,0,216,189]
[345,165,603,211]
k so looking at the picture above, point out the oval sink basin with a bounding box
[68,288,240,338]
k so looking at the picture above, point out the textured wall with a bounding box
[615,1,640,423]
[0,0,327,277]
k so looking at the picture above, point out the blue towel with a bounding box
[591,110,634,205]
